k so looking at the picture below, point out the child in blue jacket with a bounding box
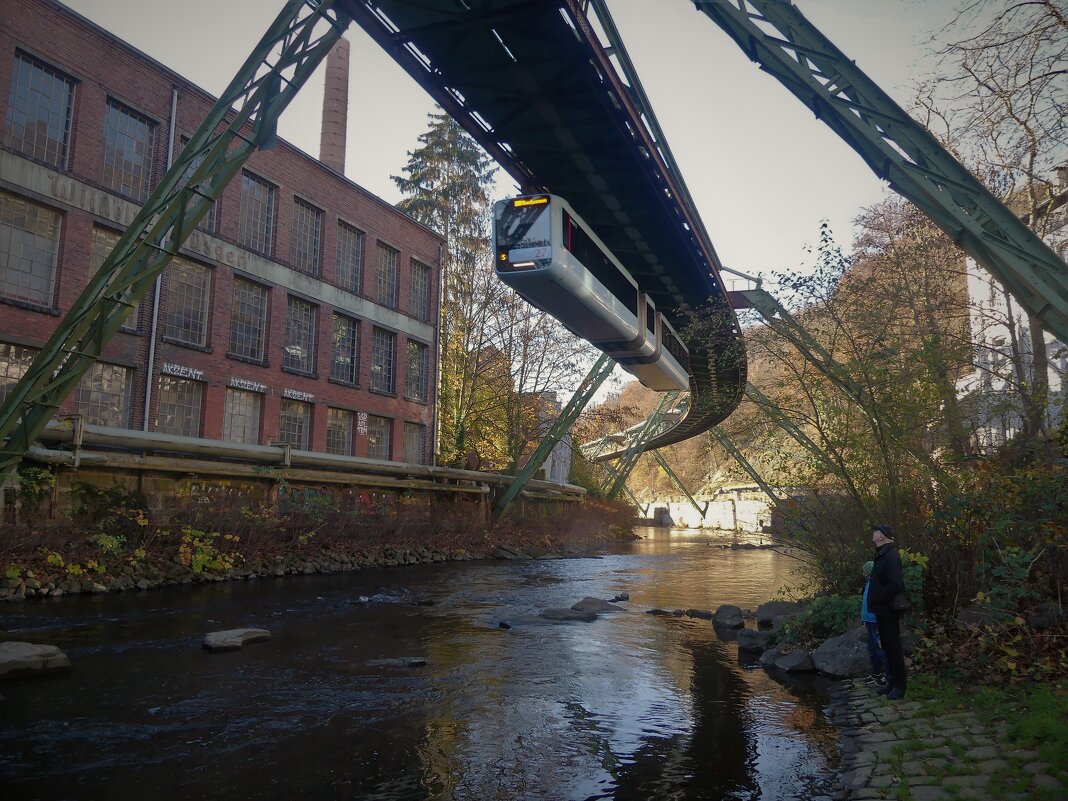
[861,560,888,686]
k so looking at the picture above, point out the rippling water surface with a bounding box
[1,528,840,800]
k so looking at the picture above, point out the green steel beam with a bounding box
[744,380,868,510]
[496,352,615,515]
[0,0,350,478]
[597,460,644,508]
[694,0,1068,342]
[603,391,681,498]
[709,426,782,504]
[652,450,708,519]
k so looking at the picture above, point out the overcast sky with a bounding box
[62,0,961,282]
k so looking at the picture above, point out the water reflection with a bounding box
[1,528,838,800]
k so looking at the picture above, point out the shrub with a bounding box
[776,594,861,649]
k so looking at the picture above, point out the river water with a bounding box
[1,528,840,800]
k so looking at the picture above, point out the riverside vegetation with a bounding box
[0,479,637,600]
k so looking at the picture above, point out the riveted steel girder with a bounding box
[496,352,616,516]
[694,0,1068,342]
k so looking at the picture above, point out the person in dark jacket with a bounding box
[867,523,907,699]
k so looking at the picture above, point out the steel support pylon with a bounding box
[496,353,615,515]
[695,0,1068,342]
[603,391,681,498]
[709,427,782,504]
[0,0,350,478]
[736,287,952,487]
[652,450,708,519]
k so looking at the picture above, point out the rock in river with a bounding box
[737,628,774,653]
[571,597,624,614]
[203,628,272,652]
[0,642,71,680]
[774,649,815,673]
[713,605,745,628]
[755,600,800,628]
[541,607,597,622]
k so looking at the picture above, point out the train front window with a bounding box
[495,198,551,250]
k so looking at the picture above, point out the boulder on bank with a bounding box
[713,605,745,628]
[0,642,71,679]
[541,608,597,622]
[760,645,785,667]
[571,597,624,614]
[811,626,869,678]
[737,627,774,654]
[491,545,531,560]
[755,601,800,628]
[774,649,814,672]
[202,628,272,652]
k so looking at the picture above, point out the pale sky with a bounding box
[61,0,961,282]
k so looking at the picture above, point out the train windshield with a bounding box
[495,196,552,250]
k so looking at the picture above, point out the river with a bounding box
[0,527,840,800]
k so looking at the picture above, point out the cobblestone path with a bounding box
[824,678,1067,801]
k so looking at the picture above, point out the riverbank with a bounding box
[826,676,1067,801]
[1,497,637,602]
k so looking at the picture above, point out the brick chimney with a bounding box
[319,36,350,173]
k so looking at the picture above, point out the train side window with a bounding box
[647,302,656,334]
[562,211,637,316]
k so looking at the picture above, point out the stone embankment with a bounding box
[825,679,1066,801]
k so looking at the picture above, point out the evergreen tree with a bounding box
[393,110,500,466]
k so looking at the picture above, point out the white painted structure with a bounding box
[954,176,1067,450]
[644,483,775,531]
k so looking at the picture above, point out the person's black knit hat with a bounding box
[872,523,896,540]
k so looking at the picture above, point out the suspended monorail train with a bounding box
[493,194,691,391]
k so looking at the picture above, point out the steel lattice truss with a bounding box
[694,0,1068,341]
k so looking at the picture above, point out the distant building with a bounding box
[954,170,1067,450]
[0,0,443,463]
[536,392,572,484]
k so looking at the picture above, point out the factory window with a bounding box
[278,398,311,450]
[156,375,202,437]
[75,362,131,428]
[163,257,211,347]
[222,387,261,444]
[370,327,395,394]
[90,227,139,331]
[178,136,217,233]
[330,313,359,385]
[102,98,154,202]
[326,407,353,456]
[336,221,363,293]
[0,342,37,405]
[283,296,317,374]
[237,171,275,256]
[403,422,427,465]
[366,414,392,460]
[376,242,399,309]
[409,259,432,321]
[291,198,322,276]
[0,191,60,307]
[229,278,268,362]
[4,52,74,169]
[405,340,429,402]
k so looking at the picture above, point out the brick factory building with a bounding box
[0,0,443,465]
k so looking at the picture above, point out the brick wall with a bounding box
[0,0,443,463]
